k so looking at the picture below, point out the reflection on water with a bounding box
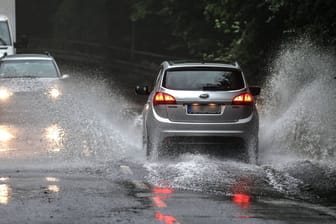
[0,126,15,153]
[233,194,251,209]
[155,212,177,224]
[46,177,60,193]
[48,185,60,193]
[0,128,14,142]
[81,140,92,157]
[231,177,252,210]
[0,184,11,205]
[0,177,9,182]
[152,187,174,195]
[0,124,66,156]
[152,186,174,208]
[152,186,179,223]
[45,124,65,152]
[0,124,67,156]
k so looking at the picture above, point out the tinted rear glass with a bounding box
[163,68,245,91]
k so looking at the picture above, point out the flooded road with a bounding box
[0,41,335,223]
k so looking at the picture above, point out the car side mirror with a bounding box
[135,85,150,95]
[61,74,70,79]
[249,86,261,96]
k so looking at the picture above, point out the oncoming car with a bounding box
[0,54,63,78]
[136,61,260,163]
[0,54,68,103]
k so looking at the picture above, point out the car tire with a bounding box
[144,134,169,160]
[157,142,170,158]
[144,135,153,158]
[247,135,259,165]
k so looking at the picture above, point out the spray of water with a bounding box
[260,39,336,163]
[57,65,144,164]
[0,64,144,170]
[143,39,336,200]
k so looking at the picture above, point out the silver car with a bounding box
[0,53,68,112]
[136,61,260,163]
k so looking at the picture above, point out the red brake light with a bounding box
[233,194,250,204]
[232,93,253,105]
[153,92,176,106]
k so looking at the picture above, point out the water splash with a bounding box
[260,39,336,162]
[144,154,262,195]
[0,64,144,169]
[56,65,144,163]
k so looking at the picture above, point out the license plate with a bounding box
[187,104,221,114]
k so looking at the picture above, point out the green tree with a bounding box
[130,0,336,81]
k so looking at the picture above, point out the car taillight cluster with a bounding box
[153,92,253,106]
[153,92,176,106]
[232,93,253,105]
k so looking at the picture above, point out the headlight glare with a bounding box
[0,88,13,101]
[49,88,61,99]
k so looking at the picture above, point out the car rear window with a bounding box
[163,68,245,91]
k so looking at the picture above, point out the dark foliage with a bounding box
[16,0,336,82]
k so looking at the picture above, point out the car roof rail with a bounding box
[234,61,240,68]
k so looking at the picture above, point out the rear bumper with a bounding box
[146,108,258,144]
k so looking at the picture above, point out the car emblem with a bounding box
[199,94,209,99]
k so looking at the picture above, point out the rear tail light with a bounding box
[153,92,176,106]
[232,93,253,105]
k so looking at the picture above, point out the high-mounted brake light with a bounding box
[232,93,253,105]
[153,92,176,106]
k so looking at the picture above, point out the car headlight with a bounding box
[0,88,13,101]
[48,88,61,99]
